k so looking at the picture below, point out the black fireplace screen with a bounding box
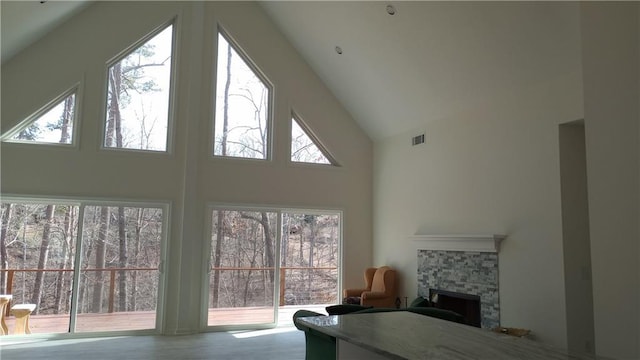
[429,288,481,328]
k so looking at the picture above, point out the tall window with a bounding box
[104,24,174,152]
[1,91,76,145]
[214,30,271,160]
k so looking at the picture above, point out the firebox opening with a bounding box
[429,288,481,328]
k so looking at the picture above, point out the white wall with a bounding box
[559,121,595,355]
[581,3,640,358]
[0,1,372,335]
[372,3,640,356]
[372,4,584,345]
[373,69,583,348]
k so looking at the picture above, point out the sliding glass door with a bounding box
[0,199,166,335]
[207,209,278,326]
[205,207,340,328]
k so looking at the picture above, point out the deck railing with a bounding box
[1,267,158,316]
[1,266,337,316]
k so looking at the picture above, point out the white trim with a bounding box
[100,19,176,154]
[0,195,170,336]
[290,111,340,167]
[211,24,274,161]
[201,204,342,331]
[1,84,81,147]
[409,234,505,253]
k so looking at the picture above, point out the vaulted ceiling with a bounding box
[1,1,582,141]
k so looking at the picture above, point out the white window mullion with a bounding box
[68,203,86,333]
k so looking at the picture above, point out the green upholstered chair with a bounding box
[293,310,336,360]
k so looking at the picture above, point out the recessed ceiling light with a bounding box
[386,5,396,15]
[335,46,343,55]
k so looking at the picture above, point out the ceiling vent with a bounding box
[412,134,425,146]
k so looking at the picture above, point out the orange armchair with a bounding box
[343,266,397,308]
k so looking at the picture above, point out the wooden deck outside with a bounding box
[1,304,328,335]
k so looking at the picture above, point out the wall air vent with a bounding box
[412,134,425,146]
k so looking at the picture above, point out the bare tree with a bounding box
[0,204,12,293]
[30,205,55,314]
[54,206,75,314]
[92,207,109,312]
[211,42,233,308]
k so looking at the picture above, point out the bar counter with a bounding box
[296,311,599,360]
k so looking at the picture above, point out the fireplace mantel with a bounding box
[409,234,505,253]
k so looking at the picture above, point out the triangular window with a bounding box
[104,24,173,152]
[291,114,335,165]
[214,30,271,160]
[2,91,76,145]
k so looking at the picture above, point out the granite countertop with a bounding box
[296,311,598,360]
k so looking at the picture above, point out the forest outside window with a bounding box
[0,200,167,334]
[213,30,272,160]
[1,91,76,146]
[207,207,340,327]
[291,114,336,165]
[104,24,174,152]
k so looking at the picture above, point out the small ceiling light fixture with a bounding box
[335,46,343,55]
[40,0,48,3]
[386,4,396,15]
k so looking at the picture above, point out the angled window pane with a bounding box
[0,202,80,334]
[3,93,75,145]
[214,32,270,159]
[104,25,173,152]
[291,116,333,165]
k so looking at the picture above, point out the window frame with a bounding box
[100,20,178,155]
[200,202,342,331]
[0,194,170,335]
[290,111,339,167]
[211,26,275,162]
[1,85,81,148]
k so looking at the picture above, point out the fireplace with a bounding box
[429,288,481,328]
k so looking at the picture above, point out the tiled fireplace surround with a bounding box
[413,235,503,329]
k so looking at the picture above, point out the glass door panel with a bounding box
[76,206,163,332]
[208,210,277,326]
[280,212,339,307]
[0,202,79,334]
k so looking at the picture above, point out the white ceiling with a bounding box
[0,0,91,64]
[260,1,581,140]
[1,1,581,141]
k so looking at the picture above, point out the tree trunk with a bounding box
[221,43,232,155]
[299,224,304,266]
[106,63,122,147]
[92,207,109,312]
[260,212,274,285]
[211,211,224,308]
[117,206,127,312]
[54,206,73,314]
[52,96,74,313]
[60,95,73,143]
[281,215,288,267]
[64,207,76,313]
[307,217,316,297]
[210,44,233,308]
[131,208,143,311]
[0,204,13,293]
[31,205,55,314]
